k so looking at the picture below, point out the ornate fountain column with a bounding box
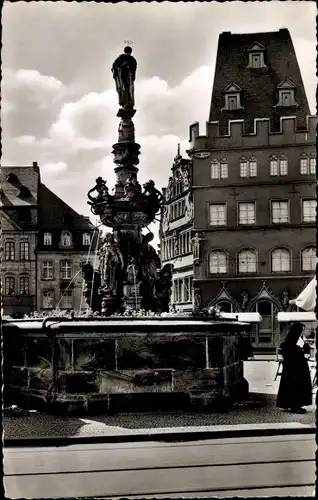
[86,47,168,315]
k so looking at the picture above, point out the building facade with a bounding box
[187,29,316,350]
[1,164,98,317]
[159,147,194,312]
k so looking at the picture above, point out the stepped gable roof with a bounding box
[209,29,310,133]
[0,165,39,207]
[38,183,95,231]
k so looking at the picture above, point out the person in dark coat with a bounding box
[276,323,312,413]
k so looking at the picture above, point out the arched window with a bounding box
[19,276,29,295]
[4,276,15,295]
[217,301,237,313]
[209,251,227,274]
[238,249,257,273]
[4,241,15,261]
[44,232,52,246]
[249,156,257,177]
[60,231,72,247]
[270,155,278,176]
[20,241,29,260]
[60,260,72,280]
[239,157,248,178]
[211,159,219,179]
[83,233,91,246]
[271,248,291,272]
[300,154,309,175]
[301,247,317,271]
[279,154,288,175]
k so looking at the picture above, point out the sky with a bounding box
[1,1,316,242]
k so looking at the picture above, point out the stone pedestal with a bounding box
[3,318,252,414]
[123,283,142,311]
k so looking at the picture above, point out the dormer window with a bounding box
[6,172,18,183]
[83,232,91,246]
[18,186,31,198]
[276,78,297,107]
[44,232,52,246]
[60,230,72,247]
[222,83,243,111]
[247,42,266,69]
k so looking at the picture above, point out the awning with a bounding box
[292,278,316,311]
[277,311,316,323]
[219,312,262,323]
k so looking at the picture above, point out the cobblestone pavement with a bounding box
[4,361,316,439]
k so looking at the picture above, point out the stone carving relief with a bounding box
[191,232,206,264]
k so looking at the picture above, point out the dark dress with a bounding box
[276,340,312,409]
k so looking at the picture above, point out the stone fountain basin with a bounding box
[3,317,252,414]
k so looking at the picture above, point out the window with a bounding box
[173,277,192,303]
[271,201,289,224]
[83,233,91,246]
[240,157,257,178]
[300,155,316,175]
[309,157,316,175]
[251,53,261,68]
[211,159,228,180]
[301,247,317,271]
[270,157,278,176]
[240,159,248,178]
[4,241,15,261]
[43,290,54,309]
[302,200,316,222]
[238,202,255,225]
[61,289,73,309]
[209,251,227,274]
[20,241,29,260]
[271,248,291,272]
[170,200,185,220]
[249,158,257,177]
[279,155,288,175]
[238,250,257,273]
[280,91,294,107]
[43,261,54,280]
[19,276,29,295]
[4,276,15,295]
[183,277,193,303]
[60,260,72,280]
[60,231,72,247]
[227,94,238,110]
[209,204,227,226]
[178,231,191,256]
[44,233,52,246]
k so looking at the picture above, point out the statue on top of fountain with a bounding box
[112,46,137,109]
[99,232,124,296]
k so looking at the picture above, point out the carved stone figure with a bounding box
[118,117,135,142]
[140,232,161,308]
[143,179,165,214]
[241,291,249,311]
[99,233,124,296]
[162,205,170,231]
[156,263,174,312]
[87,177,112,205]
[126,257,140,285]
[112,46,137,109]
[193,288,202,312]
[191,232,206,261]
[282,288,290,309]
[165,177,174,201]
[124,173,142,201]
[181,165,191,189]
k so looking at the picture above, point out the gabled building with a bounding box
[1,163,99,316]
[159,146,194,312]
[186,29,316,350]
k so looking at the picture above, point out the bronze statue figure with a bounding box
[112,46,137,109]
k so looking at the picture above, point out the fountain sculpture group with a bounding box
[3,47,252,415]
[83,46,172,315]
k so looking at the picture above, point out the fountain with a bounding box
[3,47,252,415]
